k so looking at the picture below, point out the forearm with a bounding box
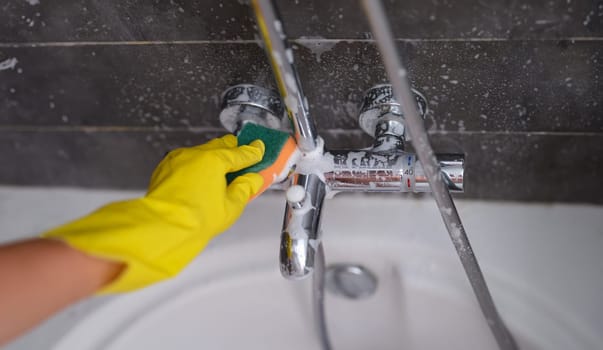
[0,238,123,345]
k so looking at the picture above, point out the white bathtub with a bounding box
[1,187,602,350]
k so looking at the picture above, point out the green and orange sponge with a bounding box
[227,123,299,198]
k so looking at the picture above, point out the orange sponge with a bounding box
[227,123,299,198]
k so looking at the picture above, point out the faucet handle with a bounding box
[358,84,428,141]
[219,84,286,134]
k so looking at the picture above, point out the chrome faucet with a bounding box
[220,82,464,280]
[217,0,466,280]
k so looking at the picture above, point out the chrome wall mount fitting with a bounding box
[219,84,285,134]
[219,82,465,280]
[358,84,428,142]
[324,84,463,194]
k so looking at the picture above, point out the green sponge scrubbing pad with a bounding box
[227,123,299,197]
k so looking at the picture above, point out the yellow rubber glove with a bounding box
[42,135,265,294]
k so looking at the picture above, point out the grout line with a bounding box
[296,37,603,43]
[441,130,603,137]
[0,40,261,48]
[0,125,600,137]
[0,37,602,48]
[0,125,225,133]
[331,129,603,137]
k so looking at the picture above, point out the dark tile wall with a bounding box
[1,0,602,203]
[2,0,601,41]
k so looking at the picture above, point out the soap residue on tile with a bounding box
[0,58,19,71]
[296,36,338,63]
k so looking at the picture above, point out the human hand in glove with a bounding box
[44,134,265,293]
[0,135,264,344]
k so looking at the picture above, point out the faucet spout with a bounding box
[280,174,326,279]
[250,0,327,280]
